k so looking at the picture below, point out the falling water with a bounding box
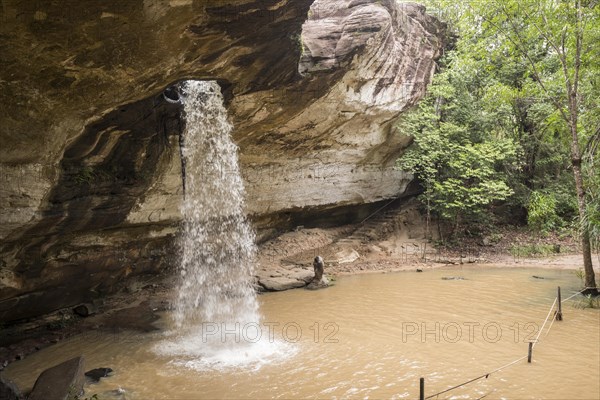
[154,81,289,369]
[174,80,259,328]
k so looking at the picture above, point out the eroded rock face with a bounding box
[0,0,446,322]
[235,0,445,221]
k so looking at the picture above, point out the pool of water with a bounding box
[5,267,600,399]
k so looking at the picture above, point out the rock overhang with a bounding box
[0,0,447,322]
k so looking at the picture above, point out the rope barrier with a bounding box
[541,287,600,338]
[545,310,557,338]
[532,297,556,348]
[543,286,598,338]
[424,355,527,399]
[421,284,599,399]
[561,287,597,303]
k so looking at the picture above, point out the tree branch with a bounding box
[483,3,571,124]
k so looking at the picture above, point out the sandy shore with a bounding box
[254,221,598,290]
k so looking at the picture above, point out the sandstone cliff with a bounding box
[0,0,445,322]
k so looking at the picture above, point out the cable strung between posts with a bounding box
[424,289,568,399]
[561,287,596,303]
[546,287,598,337]
[424,355,528,399]
[423,286,598,399]
[532,297,557,348]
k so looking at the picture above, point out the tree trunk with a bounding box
[569,103,598,295]
[572,155,598,295]
[568,0,597,295]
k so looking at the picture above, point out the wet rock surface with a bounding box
[306,255,330,290]
[259,276,308,291]
[85,367,114,383]
[28,356,85,400]
[0,373,23,400]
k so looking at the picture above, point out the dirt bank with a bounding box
[254,200,597,286]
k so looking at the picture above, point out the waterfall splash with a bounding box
[155,80,293,370]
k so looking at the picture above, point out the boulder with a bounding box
[331,249,360,264]
[259,277,306,291]
[29,356,85,400]
[306,276,331,290]
[0,373,22,400]
[287,269,315,283]
[84,367,113,383]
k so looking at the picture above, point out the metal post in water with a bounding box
[528,341,533,363]
[556,286,563,321]
[420,377,425,400]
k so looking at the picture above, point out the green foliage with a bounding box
[574,294,600,309]
[397,52,519,231]
[510,243,559,258]
[582,132,600,251]
[527,191,560,233]
[399,0,600,243]
[74,166,95,185]
[583,197,600,251]
[574,268,585,286]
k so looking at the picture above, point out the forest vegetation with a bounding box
[398,0,600,292]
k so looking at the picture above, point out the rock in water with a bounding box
[307,256,330,290]
[313,256,324,282]
[0,373,23,400]
[259,277,307,291]
[85,367,113,383]
[29,356,85,400]
[100,388,128,399]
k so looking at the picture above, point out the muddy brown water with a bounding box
[5,267,600,399]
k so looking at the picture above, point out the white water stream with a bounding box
[156,80,290,369]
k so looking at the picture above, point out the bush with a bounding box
[527,191,560,233]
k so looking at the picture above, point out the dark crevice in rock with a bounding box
[252,194,420,244]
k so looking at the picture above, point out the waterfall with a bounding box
[175,80,259,328]
[155,80,293,370]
